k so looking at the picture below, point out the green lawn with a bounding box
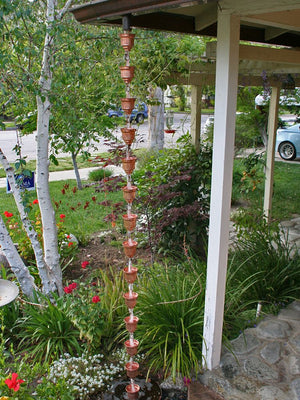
[233,159,300,221]
[0,179,125,242]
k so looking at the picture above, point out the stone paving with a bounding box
[193,301,300,400]
[188,216,300,400]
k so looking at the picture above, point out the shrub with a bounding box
[136,259,206,380]
[134,134,212,257]
[16,294,82,362]
[88,168,113,182]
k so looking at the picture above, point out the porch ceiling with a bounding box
[70,0,300,47]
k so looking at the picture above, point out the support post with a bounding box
[202,12,240,370]
[263,86,280,222]
[190,85,202,153]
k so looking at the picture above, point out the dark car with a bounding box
[107,102,148,124]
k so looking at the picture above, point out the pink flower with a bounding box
[183,376,191,386]
[5,373,24,392]
[81,261,89,269]
[68,242,73,247]
[60,214,66,219]
[33,199,39,205]
[92,295,100,303]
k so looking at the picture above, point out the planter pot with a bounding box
[123,213,137,231]
[123,240,138,258]
[121,98,136,115]
[125,362,139,379]
[120,33,135,52]
[123,292,138,309]
[122,185,137,203]
[126,384,140,400]
[123,267,138,284]
[121,127,136,145]
[120,66,135,84]
[164,129,176,134]
[124,315,139,333]
[125,339,139,356]
[122,156,137,175]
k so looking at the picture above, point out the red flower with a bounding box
[66,235,71,239]
[61,189,65,195]
[4,211,13,218]
[33,199,39,205]
[68,242,73,247]
[5,373,24,392]
[92,196,96,202]
[72,187,77,193]
[60,214,66,219]
[92,295,100,303]
[69,282,77,290]
[81,261,89,269]
[64,286,72,294]
[91,282,97,286]
[84,201,89,210]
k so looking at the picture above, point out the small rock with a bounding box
[230,332,260,355]
[291,334,300,353]
[288,355,300,376]
[258,386,291,400]
[220,354,240,379]
[256,319,291,339]
[292,378,300,400]
[232,375,257,393]
[244,356,278,381]
[260,342,281,364]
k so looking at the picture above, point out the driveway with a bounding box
[0,113,210,163]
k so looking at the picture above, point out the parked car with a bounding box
[107,102,148,124]
[276,123,300,161]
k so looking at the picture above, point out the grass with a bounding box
[233,159,300,220]
[0,155,111,178]
[0,179,125,241]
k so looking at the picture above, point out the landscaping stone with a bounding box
[256,319,291,339]
[260,342,281,364]
[196,300,300,400]
[291,378,300,399]
[258,386,290,400]
[230,332,260,354]
[243,356,278,381]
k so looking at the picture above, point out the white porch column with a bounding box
[263,86,280,221]
[190,84,202,153]
[202,12,240,370]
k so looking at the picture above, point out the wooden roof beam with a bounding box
[206,42,300,65]
[195,3,217,31]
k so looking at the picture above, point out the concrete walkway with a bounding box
[189,301,300,400]
[0,165,124,189]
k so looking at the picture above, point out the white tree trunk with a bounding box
[148,87,165,150]
[72,152,83,190]
[0,148,56,294]
[36,0,62,295]
[0,217,37,298]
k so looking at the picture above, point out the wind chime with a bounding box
[119,16,140,400]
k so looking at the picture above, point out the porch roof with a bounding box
[70,0,300,47]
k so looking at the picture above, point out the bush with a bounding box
[134,134,212,257]
[136,259,206,380]
[16,294,82,362]
[88,168,113,181]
